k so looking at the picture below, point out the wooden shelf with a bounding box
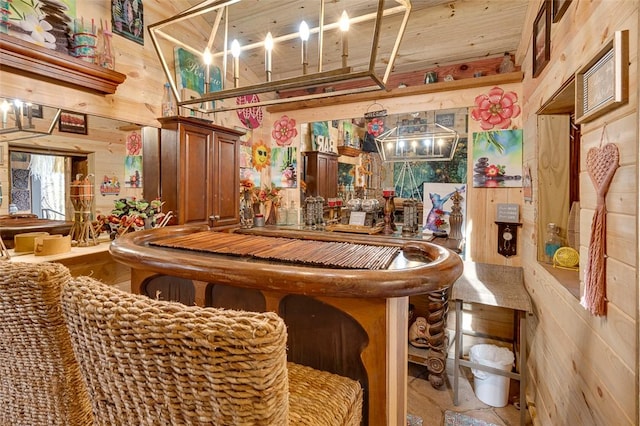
[337,145,362,157]
[0,33,126,95]
[267,71,523,112]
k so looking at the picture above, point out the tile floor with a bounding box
[407,360,532,426]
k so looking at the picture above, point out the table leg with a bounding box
[520,310,527,425]
[453,299,463,405]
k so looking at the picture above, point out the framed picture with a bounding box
[575,30,629,124]
[552,0,571,23]
[59,111,88,134]
[111,0,144,45]
[532,2,551,78]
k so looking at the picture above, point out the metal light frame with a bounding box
[148,0,412,113]
[0,98,61,142]
[374,122,460,163]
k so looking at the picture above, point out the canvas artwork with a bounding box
[472,129,523,188]
[311,121,336,153]
[270,147,297,189]
[392,137,468,199]
[111,0,143,45]
[422,183,467,234]
[124,155,142,188]
[3,0,76,52]
[175,48,222,94]
[338,162,356,188]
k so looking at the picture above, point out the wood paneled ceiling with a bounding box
[178,0,530,83]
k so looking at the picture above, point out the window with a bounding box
[537,78,581,297]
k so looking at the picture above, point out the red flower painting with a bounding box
[367,117,385,137]
[470,86,521,130]
[272,115,298,146]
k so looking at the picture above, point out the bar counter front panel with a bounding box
[110,225,463,425]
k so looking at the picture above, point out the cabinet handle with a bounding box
[209,215,221,222]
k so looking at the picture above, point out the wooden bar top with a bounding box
[109,225,463,299]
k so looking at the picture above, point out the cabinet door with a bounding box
[179,124,212,225]
[210,132,239,228]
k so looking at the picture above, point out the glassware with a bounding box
[98,28,115,70]
[277,204,288,225]
[161,83,176,117]
[304,196,316,228]
[544,223,562,263]
[287,200,298,225]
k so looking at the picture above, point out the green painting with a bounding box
[472,129,523,188]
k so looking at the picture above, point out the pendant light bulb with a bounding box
[339,11,349,32]
[299,21,310,41]
[231,39,241,58]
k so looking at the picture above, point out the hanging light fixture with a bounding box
[0,98,61,142]
[148,0,412,113]
[375,122,460,162]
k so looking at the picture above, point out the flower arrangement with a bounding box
[240,180,282,224]
[104,197,165,237]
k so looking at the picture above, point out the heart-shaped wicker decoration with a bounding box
[586,143,619,195]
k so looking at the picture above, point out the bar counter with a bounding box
[110,225,464,425]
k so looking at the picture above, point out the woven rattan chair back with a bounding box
[61,275,291,425]
[0,262,93,426]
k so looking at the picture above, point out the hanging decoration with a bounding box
[272,115,297,146]
[251,140,271,172]
[126,131,142,155]
[236,94,263,129]
[363,102,387,152]
[470,86,521,130]
[582,128,619,316]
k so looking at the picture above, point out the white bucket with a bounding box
[469,344,515,407]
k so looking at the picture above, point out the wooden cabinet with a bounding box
[144,117,243,229]
[302,151,339,199]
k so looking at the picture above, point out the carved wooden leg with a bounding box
[425,287,451,388]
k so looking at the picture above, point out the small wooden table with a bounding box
[452,261,531,426]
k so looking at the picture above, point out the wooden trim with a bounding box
[267,71,523,112]
[0,33,126,95]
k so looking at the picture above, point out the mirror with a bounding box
[302,107,469,201]
[0,96,143,220]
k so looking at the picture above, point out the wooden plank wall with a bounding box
[0,2,191,216]
[519,1,638,425]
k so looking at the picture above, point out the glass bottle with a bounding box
[287,200,297,225]
[98,28,115,70]
[544,223,562,264]
[161,83,176,117]
[277,203,288,226]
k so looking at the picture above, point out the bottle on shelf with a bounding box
[161,83,176,117]
[544,223,562,264]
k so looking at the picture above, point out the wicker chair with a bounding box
[0,262,93,426]
[61,275,363,425]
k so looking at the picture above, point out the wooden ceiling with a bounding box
[176,0,531,84]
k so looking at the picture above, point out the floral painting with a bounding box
[472,129,523,188]
[270,147,297,188]
[422,183,466,234]
[272,115,297,146]
[470,86,521,130]
[4,0,76,52]
[111,0,143,45]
